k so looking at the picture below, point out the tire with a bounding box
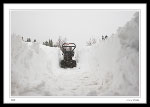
[60,60,66,68]
[71,60,76,68]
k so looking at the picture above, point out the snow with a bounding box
[11,12,139,96]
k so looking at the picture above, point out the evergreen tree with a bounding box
[49,39,51,47]
[48,39,53,47]
[26,38,29,42]
[45,41,48,46]
[51,39,53,47]
[27,38,31,42]
[49,39,53,47]
[29,38,31,42]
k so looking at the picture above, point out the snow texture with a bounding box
[11,12,139,96]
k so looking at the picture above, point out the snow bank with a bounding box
[118,12,139,51]
[11,35,59,95]
[116,12,139,95]
[77,12,139,96]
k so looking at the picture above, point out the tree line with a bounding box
[22,35,108,47]
[43,39,54,47]
[22,37,36,42]
[22,36,67,48]
[42,36,67,48]
[86,35,108,46]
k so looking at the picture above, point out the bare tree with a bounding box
[86,38,97,46]
[56,36,67,49]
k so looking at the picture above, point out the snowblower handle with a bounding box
[62,43,76,51]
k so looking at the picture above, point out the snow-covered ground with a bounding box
[11,12,139,96]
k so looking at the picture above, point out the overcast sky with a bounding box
[11,10,136,47]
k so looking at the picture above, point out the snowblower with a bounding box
[60,43,76,68]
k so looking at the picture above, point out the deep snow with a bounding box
[11,12,139,96]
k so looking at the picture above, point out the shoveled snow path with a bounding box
[38,44,115,96]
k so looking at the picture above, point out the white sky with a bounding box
[11,10,136,47]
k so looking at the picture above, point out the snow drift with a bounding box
[11,12,139,96]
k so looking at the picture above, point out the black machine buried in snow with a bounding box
[60,43,76,68]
